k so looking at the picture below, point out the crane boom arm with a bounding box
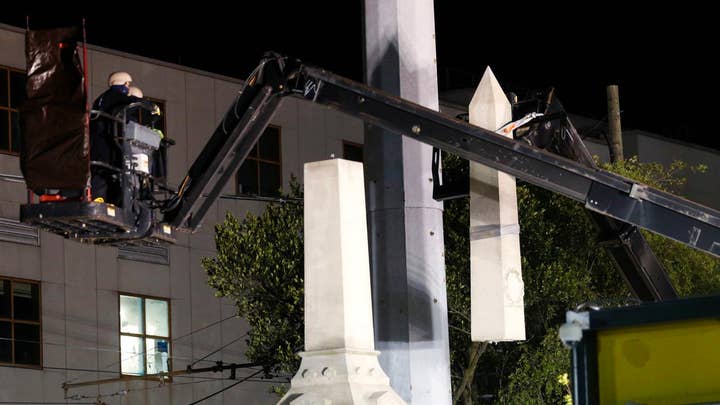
[169,54,720,260]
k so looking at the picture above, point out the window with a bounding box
[237,125,282,196]
[119,294,170,376]
[0,277,41,367]
[0,65,26,154]
[127,97,166,134]
[343,141,363,162]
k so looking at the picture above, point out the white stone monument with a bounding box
[278,159,405,405]
[469,68,526,342]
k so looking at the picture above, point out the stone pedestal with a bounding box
[279,159,405,405]
[280,349,404,405]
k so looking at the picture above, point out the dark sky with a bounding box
[3,5,718,149]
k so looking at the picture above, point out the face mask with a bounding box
[111,84,130,95]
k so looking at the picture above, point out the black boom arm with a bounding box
[169,54,720,265]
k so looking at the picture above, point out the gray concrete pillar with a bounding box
[363,1,452,403]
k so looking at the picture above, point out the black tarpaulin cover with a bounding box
[20,26,88,191]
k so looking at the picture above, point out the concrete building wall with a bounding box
[584,132,719,210]
[0,23,363,405]
[623,130,720,210]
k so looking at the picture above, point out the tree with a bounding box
[443,154,720,403]
[201,181,304,382]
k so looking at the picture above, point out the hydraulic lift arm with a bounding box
[162,56,289,230]
[22,51,720,287]
[300,65,720,257]
[169,54,720,262]
[495,97,676,301]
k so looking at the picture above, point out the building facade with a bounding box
[0,23,363,404]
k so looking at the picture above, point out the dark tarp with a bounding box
[20,26,88,191]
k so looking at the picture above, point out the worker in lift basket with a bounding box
[89,72,159,204]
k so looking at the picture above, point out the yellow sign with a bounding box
[597,319,720,404]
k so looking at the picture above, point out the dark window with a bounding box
[237,125,282,196]
[127,97,166,134]
[0,277,41,367]
[1,66,26,155]
[119,294,170,376]
[343,141,364,162]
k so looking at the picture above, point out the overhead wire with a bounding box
[0,336,229,366]
[188,333,247,368]
[187,369,264,405]
[65,369,273,402]
[66,376,230,401]
[44,366,228,382]
[0,401,97,405]
[64,314,239,385]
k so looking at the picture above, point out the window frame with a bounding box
[0,276,42,369]
[118,292,171,377]
[0,64,25,156]
[129,96,166,133]
[236,124,283,196]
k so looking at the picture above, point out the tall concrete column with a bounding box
[469,68,525,342]
[279,159,405,405]
[363,1,451,403]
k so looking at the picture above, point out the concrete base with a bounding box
[278,349,406,405]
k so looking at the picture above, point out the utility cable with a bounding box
[64,314,238,385]
[67,377,229,401]
[187,369,263,405]
[0,336,223,366]
[189,333,247,368]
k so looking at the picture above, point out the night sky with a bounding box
[2,5,718,149]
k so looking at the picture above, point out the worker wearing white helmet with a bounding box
[90,71,152,202]
[108,71,133,88]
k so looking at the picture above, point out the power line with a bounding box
[0,403,94,404]
[0,337,227,366]
[67,376,232,401]
[66,370,272,403]
[45,366,231,381]
[62,367,277,402]
[173,314,239,342]
[216,194,301,203]
[188,369,264,405]
[64,314,239,385]
[189,333,247,367]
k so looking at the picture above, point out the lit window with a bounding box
[119,294,170,376]
[237,125,282,196]
[0,65,25,155]
[0,277,41,367]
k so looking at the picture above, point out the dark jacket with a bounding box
[90,86,147,164]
